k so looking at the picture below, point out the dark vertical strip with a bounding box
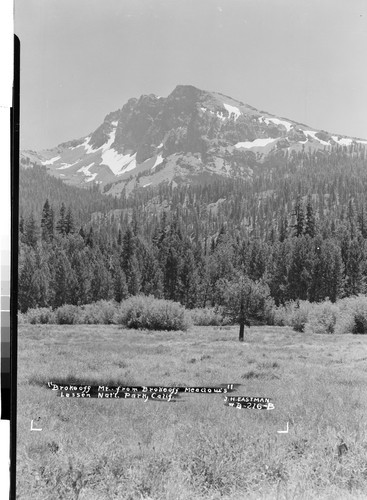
[9,33,20,500]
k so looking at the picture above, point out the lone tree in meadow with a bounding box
[218,273,271,341]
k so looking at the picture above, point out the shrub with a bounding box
[116,295,190,331]
[335,295,367,334]
[189,307,229,326]
[289,301,313,332]
[55,304,81,325]
[80,300,118,325]
[262,297,277,325]
[272,304,292,327]
[24,307,56,324]
[304,301,338,334]
[271,300,311,331]
[334,311,355,335]
[18,312,26,324]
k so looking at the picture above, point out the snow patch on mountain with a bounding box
[42,155,60,165]
[151,154,164,170]
[223,103,241,120]
[235,138,277,149]
[57,161,79,170]
[260,116,293,132]
[111,121,118,126]
[83,137,100,154]
[85,173,98,183]
[305,131,330,146]
[77,162,95,178]
[200,106,227,121]
[101,146,137,175]
[332,136,353,146]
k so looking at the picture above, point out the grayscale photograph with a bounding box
[15,1,367,498]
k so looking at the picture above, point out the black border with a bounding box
[9,34,20,500]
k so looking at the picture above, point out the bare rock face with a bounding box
[20,85,366,196]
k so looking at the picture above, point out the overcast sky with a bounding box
[15,0,367,150]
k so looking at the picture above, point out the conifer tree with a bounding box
[41,199,54,242]
[86,227,94,248]
[65,206,75,235]
[117,229,122,246]
[18,248,38,311]
[24,212,38,248]
[292,197,305,237]
[50,248,73,307]
[304,196,316,238]
[113,267,129,302]
[56,203,67,236]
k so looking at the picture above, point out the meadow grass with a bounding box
[17,324,367,499]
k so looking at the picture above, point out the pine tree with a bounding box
[18,247,38,311]
[113,267,129,302]
[117,229,122,246]
[292,197,305,237]
[357,205,367,238]
[304,196,316,238]
[23,212,38,248]
[86,227,94,248]
[218,273,270,341]
[41,199,54,242]
[65,206,75,235]
[50,248,73,307]
[56,203,67,236]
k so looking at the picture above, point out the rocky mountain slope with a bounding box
[21,85,367,197]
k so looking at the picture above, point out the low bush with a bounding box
[80,300,118,325]
[335,295,367,334]
[272,300,312,331]
[24,307,56,324]
[189,307,230,326]
[116,295,191,331]
[304,301,338,334]
[272,304,292,327]
[55,304,81,325]
[262,297,277,325]
[288,301,313,332]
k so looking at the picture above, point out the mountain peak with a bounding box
[21,85,367,197]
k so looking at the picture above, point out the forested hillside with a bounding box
[18,144,367,312]
[19,164,124,226]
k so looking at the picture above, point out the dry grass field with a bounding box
[16,324,367,499]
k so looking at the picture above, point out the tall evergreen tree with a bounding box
[23,212,38,248]
[304,196,316,238]
[65,206,75,235]
[292,197,305,237]
[41,199,54,242]
[56,203,67,236]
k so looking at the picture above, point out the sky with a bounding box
[15,0,367,150]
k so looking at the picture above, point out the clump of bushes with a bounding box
[116,295,191,331]
[272,295,367,334]
[288,301,313,332]
[272,300,313,332]
[189,307,230,326]
[79,300,118,325]
[335,295,367,334]
[24,307,56,324]
[304,301,338,334]
[55,304,81,325]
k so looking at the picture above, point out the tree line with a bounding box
[18,193,367,313]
